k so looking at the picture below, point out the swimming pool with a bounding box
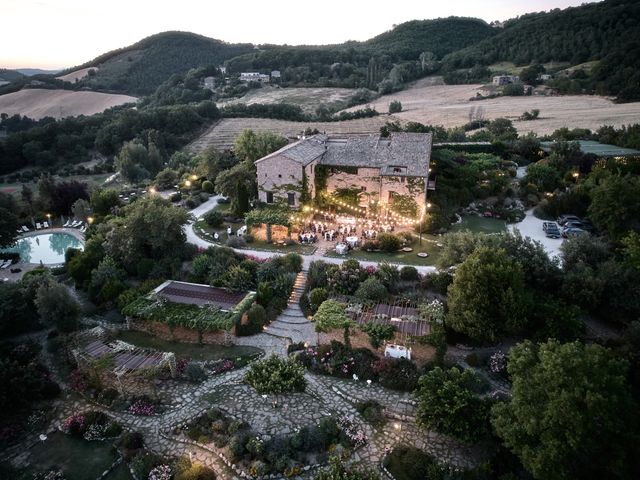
[2,233,84,264]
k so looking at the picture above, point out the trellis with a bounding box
[333,295,430,345]
[73,336,177,396]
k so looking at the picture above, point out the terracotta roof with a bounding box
[153,281,248,309]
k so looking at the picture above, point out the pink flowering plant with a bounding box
[62,414,86,436]
[209,359,234,375]
[336,415,367,449]
[128,398,155,416]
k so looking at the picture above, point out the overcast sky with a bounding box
[2,0,597,69]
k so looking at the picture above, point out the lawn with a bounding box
[450,215,507,234]
[116,330,262,362]
[324,235,441,266]
[26,431,119,480]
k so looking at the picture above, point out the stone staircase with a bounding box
[263,270,317,345]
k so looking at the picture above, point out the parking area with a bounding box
[509,209,564,259]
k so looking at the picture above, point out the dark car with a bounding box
[557,215,582,226]
[543,221,559,232]
[546,226,561,239]
[563,220,585,229]
[562,227,587,238]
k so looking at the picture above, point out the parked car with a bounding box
[543,222,559,232]
[546,226,561,238]
[562,227,587,238]
[563,220,586,229]
[557,214,582,226]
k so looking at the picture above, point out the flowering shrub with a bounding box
[489,351,507,374]
[365,265,377,275]
[148,464,172,480]
[175,357,190,376]
[245,355,306,394]
[336,416,367,448]
[62,414,86,436]
[209,359,234,375]
[83,422,106,441]
[129,398,155,416]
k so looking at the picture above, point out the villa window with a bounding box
[266,192,274,203]
[287,193,295,206]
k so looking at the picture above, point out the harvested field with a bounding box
[56,67,97,83]
[0,88,136,119]
[349,77,640,136]
[188,115,397,151]
[218,86,356,113]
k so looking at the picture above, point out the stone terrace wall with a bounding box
[128,319,229,345]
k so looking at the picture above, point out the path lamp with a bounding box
[87,216,94,226]
[46,213,52,227]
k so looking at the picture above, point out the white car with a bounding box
[384,343,411,360]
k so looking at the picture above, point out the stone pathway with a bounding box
[263,271,318,346]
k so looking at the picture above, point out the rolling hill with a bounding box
[62,31,255,95]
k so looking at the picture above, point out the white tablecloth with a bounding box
[346,236,359,247]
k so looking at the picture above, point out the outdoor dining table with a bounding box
[346,236,359,247]
[335,243,348,255]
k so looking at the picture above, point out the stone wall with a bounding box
[256,154,303,207]
[128,319,229,346]
[326,168,427,208]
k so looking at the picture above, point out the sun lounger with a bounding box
[71,220,81,227]
[22,226,29,232]
[36,223,42,229]
[79,226,87,233]
[0,261,11,269]
[43,221,49,228]
[63,220,71,227]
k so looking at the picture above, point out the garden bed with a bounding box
[172,406,365,478]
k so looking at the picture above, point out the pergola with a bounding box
[333,295,431,344]
[73,328,177,396]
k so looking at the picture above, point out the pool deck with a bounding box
[1,227,85,283]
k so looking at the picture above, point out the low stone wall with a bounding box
[128,319,229,346]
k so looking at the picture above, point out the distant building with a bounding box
[538,73,553,81]
[218,66,227,75]
[203,76,215,90]
[271,70,281,79]
[240,72,270,83]
[492,75,520,86]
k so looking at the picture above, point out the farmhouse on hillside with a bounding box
[492,74,520,85]
[240,72,270,83]
[255,133,433,211]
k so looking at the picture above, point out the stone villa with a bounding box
[255,133,433,211]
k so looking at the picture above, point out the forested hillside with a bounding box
[66,32,255,95]
[226,18,496,89]
[443,0,640,100]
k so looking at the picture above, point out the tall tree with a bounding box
[0,207,19,248]
[492,340,638,480]
[588,174,640,240]
[234,129,287,164]
[447,247,528,342]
